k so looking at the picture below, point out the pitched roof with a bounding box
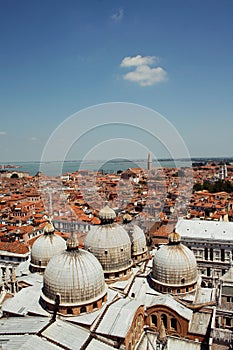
[0,241,29,254]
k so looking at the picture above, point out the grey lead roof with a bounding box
[41,319,89,349]
[94,298,143,338]
[189,312,211,335]
[176,218,233,241]
[86,339,115,350]
[194,287,216,304]
[0,317,49,334]
[2,283,49,317]
[146,294,193,321]
[1,335,61,350]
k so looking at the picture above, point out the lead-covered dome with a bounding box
[151,231,198,294]
[41,234,107,316]
[30,222,66,272]
[123,214,148,263]
[84,206,132,281]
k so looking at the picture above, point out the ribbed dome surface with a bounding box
[99,205,116,221]
[31,233,66,268]
[42,249,107,305]
[125,223,147,256]
[84,224,132,273]
[152,243,198,286]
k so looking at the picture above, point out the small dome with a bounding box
[41,248,107,307]
[99,205,116,222]
[30,224,66,271]
[124,223,148,257]
[84,223,132,275]
[152,238,198,289]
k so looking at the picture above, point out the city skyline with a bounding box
[0,0,232,162]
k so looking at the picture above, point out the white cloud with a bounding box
[111,8,124,22]
[123,65,167,86]
[120,55,159,67]
[29,136,38,141]
[0,131,6,136]
[120,54,167,86]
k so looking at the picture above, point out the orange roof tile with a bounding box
[0,241,29,254]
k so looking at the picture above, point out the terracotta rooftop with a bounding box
[0,241,29,254]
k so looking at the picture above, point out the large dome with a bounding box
[84,206,132,280]
[151,232,198,294]
[41,235,107,316]
[30,222,66,272]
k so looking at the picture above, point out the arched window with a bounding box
[171,318,177,331]
[67,307,73,315]
[161,314,167,328]
[80,306,86,314]
[151,314,157,327]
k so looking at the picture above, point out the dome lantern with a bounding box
[123,213,133,224]
[43,222,55,235]
[98,205,116,224]
[168,231,181,245]
[66,233,79,251]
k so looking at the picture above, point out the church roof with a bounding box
[93,298,143,338]
[146,294,193,321]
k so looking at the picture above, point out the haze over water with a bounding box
[3,159,191,177]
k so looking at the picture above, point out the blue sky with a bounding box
[0,0,232,162]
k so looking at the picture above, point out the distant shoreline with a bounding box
[1,156,233,164]
[0,157,232,177]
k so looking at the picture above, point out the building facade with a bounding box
[176,219,233,288]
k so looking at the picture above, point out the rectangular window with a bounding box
[221,249,225,262]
